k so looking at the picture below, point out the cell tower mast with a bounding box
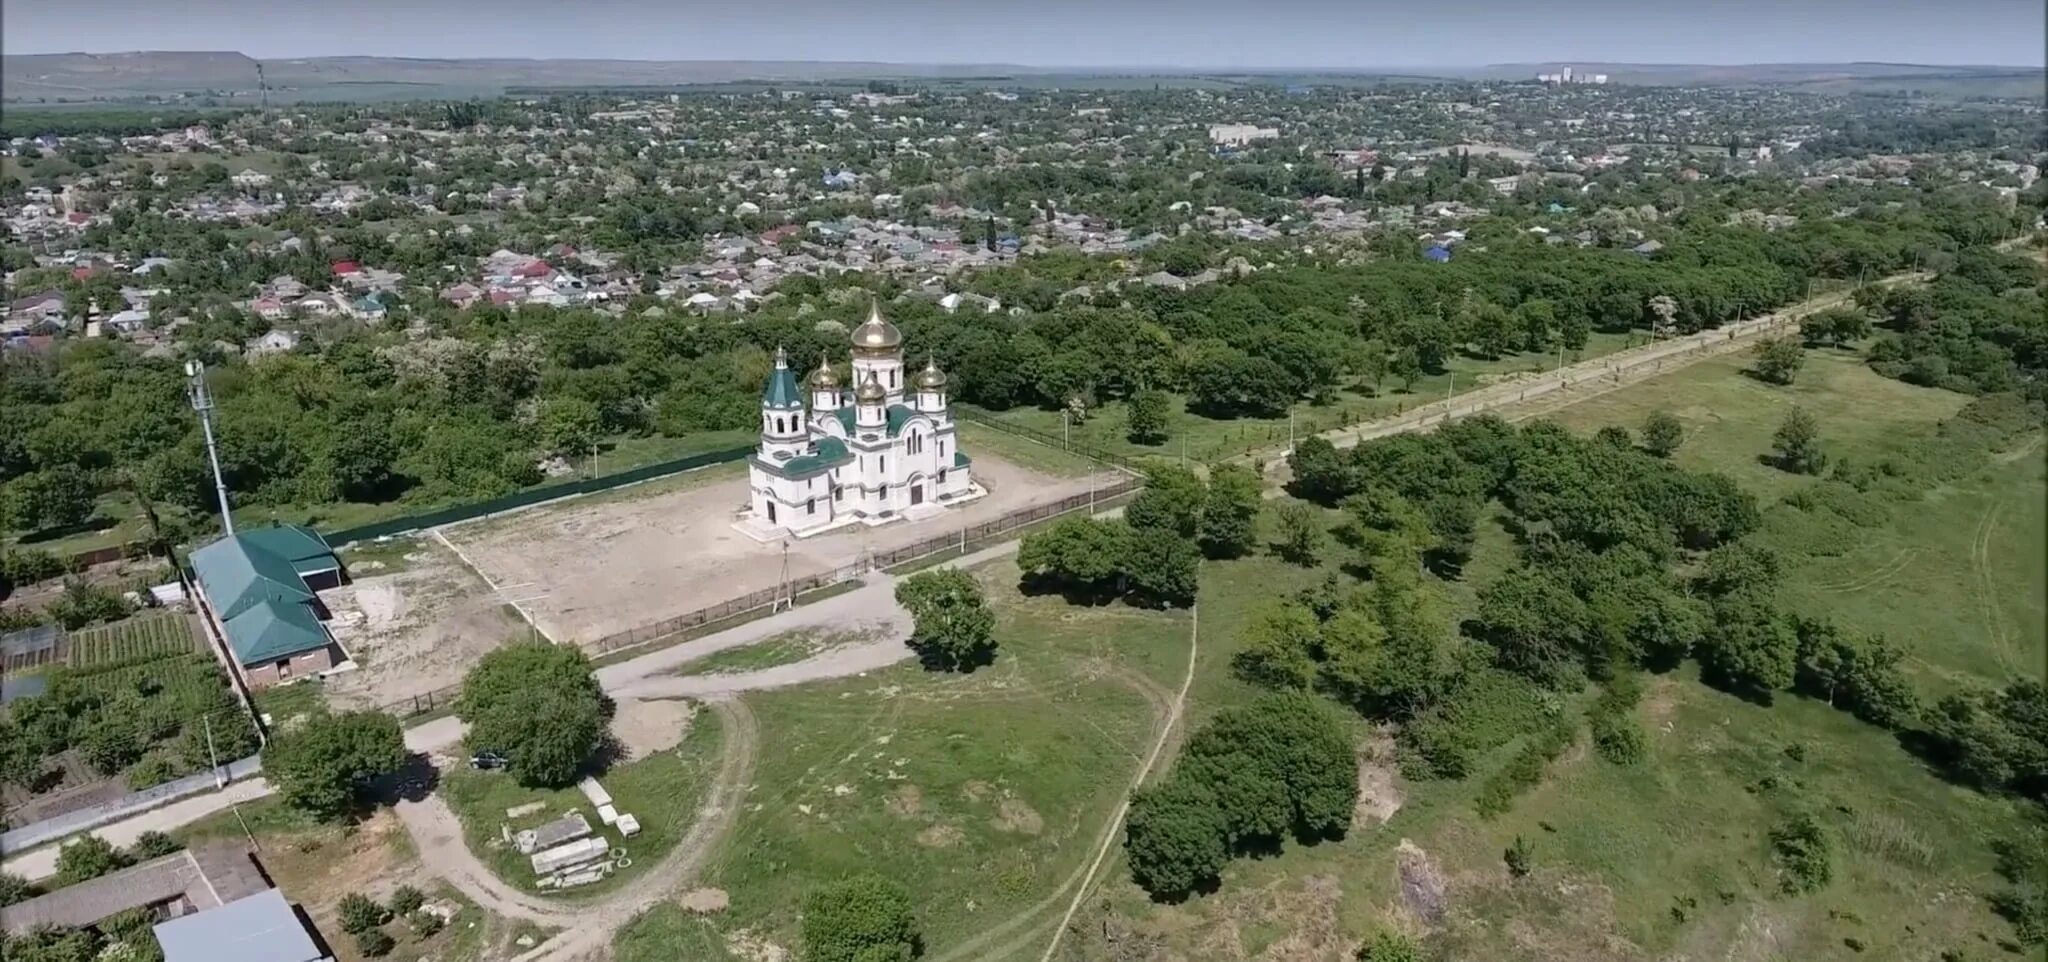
[184,360,236,536]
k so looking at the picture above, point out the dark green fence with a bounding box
[322,445,754,546]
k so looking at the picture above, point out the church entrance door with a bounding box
[910,484,925,506]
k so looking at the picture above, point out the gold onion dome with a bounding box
[807,354,840,388]
[850,301,903,352]
[856,371,887,403]
[915,355,948,389]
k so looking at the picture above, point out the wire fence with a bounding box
[323,445,753,547]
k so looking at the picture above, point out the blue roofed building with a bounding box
[1423,245,1452,263]
[188,524,344,689]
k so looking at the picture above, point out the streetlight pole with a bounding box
[184,360,235,536]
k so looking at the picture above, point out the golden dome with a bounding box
[914,355,948,390]
[807,353,839,388]
[855,371,887,403]
[850,300,903,353]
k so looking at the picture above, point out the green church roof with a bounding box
[783,436,853,477]
[831,404,925,439]
[761,363,803,408]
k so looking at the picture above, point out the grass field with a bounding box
[669,628,873,677]
[970,332,1633,466]
[439,708,726,899]
[612,556,1191,962]
[955,419,1109,478]
[1053,346,2044,960]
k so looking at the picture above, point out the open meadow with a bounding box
[612,556,1192,962]
[1056,347,2044,961]
[971,332,1634,465]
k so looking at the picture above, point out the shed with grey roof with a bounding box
[152,888,329,962]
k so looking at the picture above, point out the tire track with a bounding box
[922,606,1199,962]
[1814,548,1918,594]
[1969,502,2019,675]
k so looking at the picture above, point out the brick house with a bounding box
[188,525,346,689]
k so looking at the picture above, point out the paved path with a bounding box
[2,778,273,881]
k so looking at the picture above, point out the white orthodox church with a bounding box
[739,303,982,539]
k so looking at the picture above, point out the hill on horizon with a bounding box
[3,50,2040,104]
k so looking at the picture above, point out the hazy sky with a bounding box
[5,0,2043,67]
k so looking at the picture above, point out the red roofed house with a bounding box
[331,261,361,277]
[489,289,521,306]
[514,259,552,279]
[760,225,801,245]
[70,265,97,281]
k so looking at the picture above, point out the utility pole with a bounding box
[1061,410,1070,450]
[204,712,224,788]
[184,360,235,536]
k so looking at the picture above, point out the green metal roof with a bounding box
[782,436,852,477]
[224,598,331,665]
[885,405,916,437]
[761,364,803,408]
[189,533,315,623]
[954,451,973,468]
[832,407,857,434]
[239,524,335,567]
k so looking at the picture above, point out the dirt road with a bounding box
[1251,275,1928,479]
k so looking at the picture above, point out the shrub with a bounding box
[354,928,396,958]
[54,834,129,885]
[125,754,179,790]
[0,872,38,907]
[407,910,445,939]
[1356,932,1422,962]
[1505,835,1534,878]
[1770,813,1834,894]
[800,874,919,962]
[1641,410,1685,457]
[337,892,391,934]
[127,831,183,861]
[388,884,426,916]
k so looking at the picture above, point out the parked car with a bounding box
[470,751,509,770]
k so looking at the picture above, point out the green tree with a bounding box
[537,396,603,461]
[1287,436,1350,504]
[1231,602,1320,690]
[1124,774,1228,899]
[1126,389,1171,445]
[1750,336,1806,385]
[1126,465,1206,539]
[1124,525,1201,607]
[1016,516,1131,597]
[800,875,920,962]
[1186,692,1356,841]
[1274,499,1327,566]
[1199,464,1262,559]
[1641,410,1684,458]
[1770,406,1827,474]
[53,834,128,886]
[0,467,96,534]
[265,710,408,817]
[894,568,998,671]
[470,685,607,788]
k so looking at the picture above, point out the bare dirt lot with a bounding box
[320,538,528,710]
[441,454,1123,645]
